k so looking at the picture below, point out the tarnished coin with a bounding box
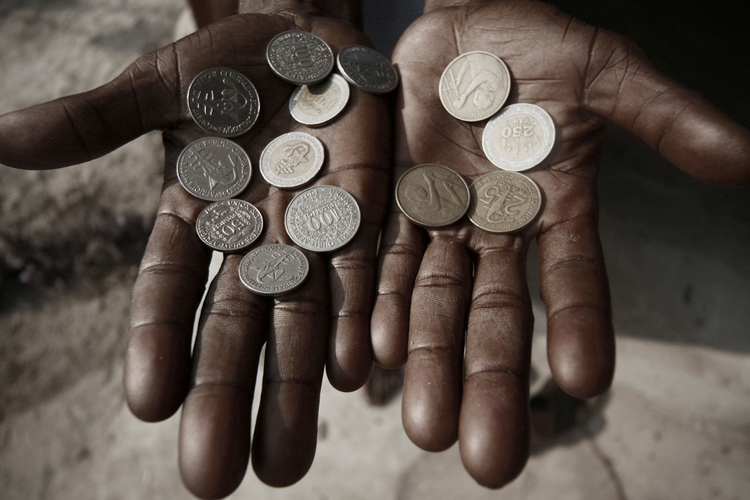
[196,199,263,252]
[289,73,350,126]
[238,244,309,296]
[395,164,470,227]
[260,132,324,188]
[266,30,334,85]
[177,138,252,201]
[336,45,398,94]
[482,103,556,171]
[187,67,260,137]
[439,51,511,122]
[284,185,360,252]
[467,171,542,233]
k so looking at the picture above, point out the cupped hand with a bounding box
[371,0,750,488]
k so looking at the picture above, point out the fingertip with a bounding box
[326,328,373,392]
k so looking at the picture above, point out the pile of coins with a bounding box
[178,31,398,295]
[396,51,553,233]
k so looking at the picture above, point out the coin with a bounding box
[238,244,309,296]
[260,132,324,189]
[266,30,334,85]
[482,103,556,171]
[439,51,511,122]
[187,67,260,137]
[467,171,542,233]
[177,138,252,201]
[336,45,398,94]
[284,185,361,252]
[395,164,470,227]
[289,73,350,126]
[196,199,263,252]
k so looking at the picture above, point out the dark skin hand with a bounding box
[371,0,750,488]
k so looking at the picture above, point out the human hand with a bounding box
[371,0,750,488]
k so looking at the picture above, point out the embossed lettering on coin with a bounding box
[196,199,263,252]
[284,185,360,252]
[395,164,470,227]
[238,244,309,296]
[483,103,556,171]
[260,132,325,188]
[439,51,511,122]
[187,67,260,137]
[468,171,542,233]
[266,30,334,85]
[177,138,252,201]
[289,73,350,126]
[336,45,398,94]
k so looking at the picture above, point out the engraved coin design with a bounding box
[266,30,334,85]
[483,103,556,171]
[196,199,263,252]
[395,164,470,227]
[289,73,350,126]
[468,171,542,233]
[260,132,325,189]
[284,185,361,252]
[177,138,252,201]
[336,45,398,94]
[238,244,309,296]
[439,51,511,122]
[187,67,260,137]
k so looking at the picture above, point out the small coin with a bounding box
[196,199,263,252]
[482,103,556,171]
[439,51,511,122]
[238,244,309,296]
[395,164,470,227]
[266,30,334,85]
[177,137,252,201]
[260,132,324,188]
[284,185,361,252]
[467,171,542,233]
[289,73,350,126]
[336,45,398,94]
[187,67,260,137]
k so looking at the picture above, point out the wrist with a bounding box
[239,0,363,28]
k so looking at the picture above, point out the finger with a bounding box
[401,238,471,452]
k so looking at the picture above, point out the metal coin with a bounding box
[467,171,542,233]
[238,244,309,296]
[289,73,350,126]
[284,185,361,252]
[336,45,398,94]
[187,67,260,137]
[196,199,263,252]
[482,103,556,171]
[266,30,334,85]
[395,164,470,227]
[260,132,325,189]
[439,51,511,122]
[176,138,252,201]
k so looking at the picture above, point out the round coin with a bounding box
[177,138,252,201]
[336,45,398,94]
[238,244,309,296]
[439,51,511,122]
[284,185,360,252]
[260,132,325,188]
[482,103,556,171]
[196,199,263,252]
[395,164,470,227]
[467,171,542,233]
[187,67,260,137]
[289,73,350,126]
[266,30,334,85]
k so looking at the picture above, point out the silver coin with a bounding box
[467,171,542,233]
[395,164,470,227]
[482,103,556,171]
[266,30,334,85]
[260,132,324,189]
[238,244,309,296]
[284,185,361,252]
[439,51,511,122]
[336,45,398,94]
[176,138,252,201]
[196,199,263,252]
[289,73,350,126]
[187,67,260,137]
